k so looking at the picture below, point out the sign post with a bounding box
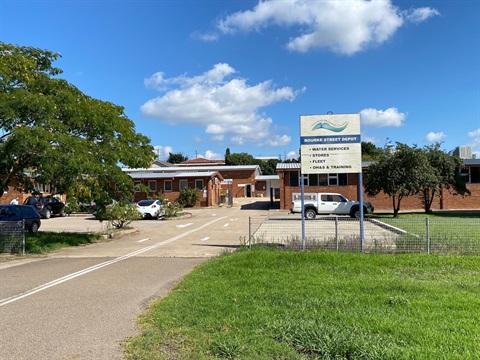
[299,113,364,250]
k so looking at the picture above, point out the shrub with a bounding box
[163,200,183,218]
[177,187,200,208]
[64,199,81,215]
[103,201,142,228]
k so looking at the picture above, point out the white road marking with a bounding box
[229,218,238,221]
[176,223,193,228]
[201,237,210,241]
[0,216,227,308]
[137,238,150,243]
[223,223,229,227]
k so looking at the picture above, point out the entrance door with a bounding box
[245,185,251,197]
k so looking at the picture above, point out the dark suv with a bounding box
[23,196,66,219]
[0,204,41,232]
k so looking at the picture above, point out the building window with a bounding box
[148,180,157,192]
[308,174,319,186]
[133,181,141,192]
[289,171,299,187]
[164,180,172,192]
[460,168,470,184]
[195,179,204,190]
[462,166,480,184]
[329,174,338,186]
[33,183,51,193]
[179,180,188,190]
[301,173,348,186]
[471,167,480,183]
[318,174,328,186]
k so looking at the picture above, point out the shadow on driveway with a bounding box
[240,200,280,211]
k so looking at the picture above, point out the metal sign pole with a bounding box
[300,173,306,251]
[359,172,365,252]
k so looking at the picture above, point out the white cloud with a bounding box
[153,145,173,160]
[425,131,446,142]
[215,0,439,55]
[361,135,378,144]
[360,108,406,127]
[468,129,480,152]
[468,129,480,138]
[262,134,291,147]
[141,63,300,146]
[192,31,219,42]
[203,150,223,160]
[404,7,440,24]
[286,150,298,160]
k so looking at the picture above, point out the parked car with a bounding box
[23,196,66,219]
[136,199,165,219]
[0,204,41,232]
[291,192,374,219]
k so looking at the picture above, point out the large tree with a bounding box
[167,152,188,164]
[361,141,383,161]
[225,152,255,166]
[225,151,279,175]
[365,143,427,217]
[418,143,470,213]
[0,42,154,206]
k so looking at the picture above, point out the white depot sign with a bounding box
[300,113,361,174]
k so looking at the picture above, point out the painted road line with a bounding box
[176,223,193,228]
[200,237,210,241]
[223,223,229,227]
[137,238,150,243]
[0,216,227,308]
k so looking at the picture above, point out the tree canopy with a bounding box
[167,152,188,164]
[225,151,279,175]
[361,141,383,161]
[0,42,154,205]
[417,143,470,213]
[365,142,469,217]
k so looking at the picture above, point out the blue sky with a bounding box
[1,0,479,160]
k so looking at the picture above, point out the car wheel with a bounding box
[60,209,66,217]
[350,207,361,218]
[30,222,39,233]
[305,208,317,220]
[44,209,51,219]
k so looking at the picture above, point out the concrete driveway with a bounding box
[0,198,276,360]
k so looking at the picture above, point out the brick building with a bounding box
[128,171,223,207]
[276,159,480,212]
[123,165,266,207]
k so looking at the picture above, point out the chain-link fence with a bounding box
[0,220,25,254]
[248,215,480,254]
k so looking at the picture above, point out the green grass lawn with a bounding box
[370,213,480,254]
[123,248,480,359]
[24,232,101,254]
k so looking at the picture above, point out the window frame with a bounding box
[179,179,188,190]
[148,180,157,192]
[164,180,172,192]
[195,179,204,190]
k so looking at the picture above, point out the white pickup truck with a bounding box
[290,193,374,220]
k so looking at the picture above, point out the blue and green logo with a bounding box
[312,121,348,133]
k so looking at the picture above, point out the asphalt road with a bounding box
[0,199,278,360]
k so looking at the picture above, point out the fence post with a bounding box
[22,219,25,255]
[426,217,430,254]
[248,217,252,249]
[335,217,339,251]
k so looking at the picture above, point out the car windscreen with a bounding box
[137,200,155,206]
